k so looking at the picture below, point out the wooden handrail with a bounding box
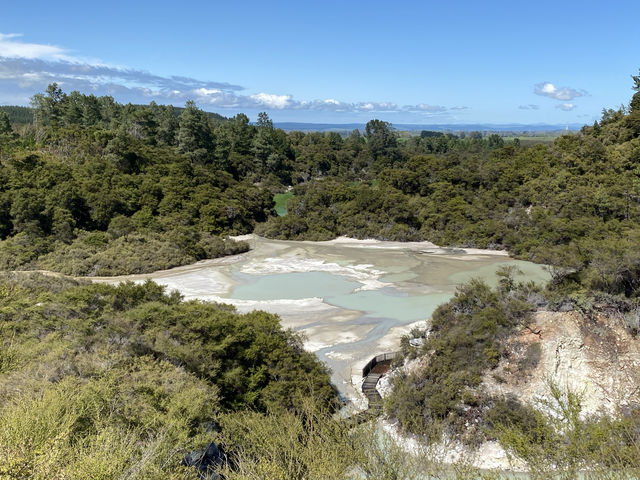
[361,351,399,378]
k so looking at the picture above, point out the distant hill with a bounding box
[0,105,34,124]
[274,121,582,134]
[174,106,227,122]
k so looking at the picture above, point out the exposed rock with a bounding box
[483,310,640,416]
[182,442,226,479]
[384,309,640,471]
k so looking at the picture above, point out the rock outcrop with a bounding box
[483,310,640,416]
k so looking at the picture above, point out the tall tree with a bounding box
[252,112,275,172]
[31,83,66,127]
[629,70,640,134]
[64,91,84,125]
[177,100,214,163]
[365,119,399,165]
[156,105,179,146]
[230,113,253,155]
[0,110,12,137]
[82,94,102,126]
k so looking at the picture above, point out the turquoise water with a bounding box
[273,192,293,216]
[329,290,452,323]
[230,259,550,326]
[448,259,549,287]
[231,272,452,323]
[231,259,549,325]
[226,253,550,406]
[232,271,360,300]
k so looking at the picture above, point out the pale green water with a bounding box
[380,272,417,282]
[118,236,552,471]
[232,272,452,323]
[231,258,548,326]
[448,259,549,287]
[329,290,453,323]
[227,253,550,400]
[233,272,359,300]
[137,236,550,407]
[273,192,293,216]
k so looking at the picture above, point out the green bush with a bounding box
[386,274,538,441]
[0,273,339,478]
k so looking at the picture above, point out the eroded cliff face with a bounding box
[483,310,640,416]
[380,309,640,471]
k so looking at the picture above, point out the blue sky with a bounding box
[1,0,639,125]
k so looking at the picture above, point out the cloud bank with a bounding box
[534,82,587,101]
[0,33,462,117]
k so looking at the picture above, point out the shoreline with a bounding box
[8,236,547,406]
[6,235,552,472]
[303,235,510,256]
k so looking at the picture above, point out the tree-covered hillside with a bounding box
[258,73,640,299]
[3,77,640,293]
[378,72,640,468]
[0,86,278,275]
[2,73,640,478]
[0,106,33,124]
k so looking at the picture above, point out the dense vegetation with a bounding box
[379,73,640,456]
[1,72,640,477]
[387,268,540,441]
[0,86,276,275]
[0,273,337,478]
[0,106,33,125]
[258,96,640,301]
[3,77,640,287]
[2,273,639,479]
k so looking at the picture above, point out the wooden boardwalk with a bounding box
[347,352,399,425]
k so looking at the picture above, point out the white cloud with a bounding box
[354,102,399,112]
[0,33,73,61]
[534,82,586,101]
[249,92,292,109]
[518,104,540,110]
[556,103,577,111]
[541,83,554,94]
[194,87,221,96]
[0,32,461,118]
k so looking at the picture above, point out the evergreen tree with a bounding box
[365,119,400,165]
[252,112,275,173]
[64,90,84,125]
[177,100,214,163]
[156,105,179,146]
[31,83,66,127]
[82,94,102,126]
[0,110,12,137]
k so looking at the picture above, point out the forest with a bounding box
[1,80,639,294]
[1,73,640,478]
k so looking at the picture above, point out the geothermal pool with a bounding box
[94,235,549,407]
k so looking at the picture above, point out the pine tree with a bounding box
[177,100,214,163]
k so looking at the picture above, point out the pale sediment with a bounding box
[84,234,548,417]
[70,234,553,470]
